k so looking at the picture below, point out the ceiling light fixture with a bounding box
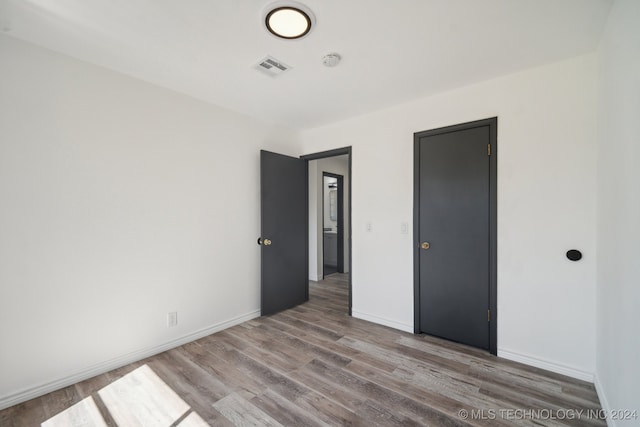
[264,2,315,40]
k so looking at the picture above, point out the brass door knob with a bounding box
[421,242,430,250]
[263,239,272,246]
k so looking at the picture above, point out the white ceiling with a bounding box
[0,0,613,129]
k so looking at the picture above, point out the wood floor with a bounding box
[1,273,604,426]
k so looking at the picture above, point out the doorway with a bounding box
[413,118,497,354]
[302,148,352,315]
[322,172,344,277]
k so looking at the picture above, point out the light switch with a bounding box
[167,312,178,328]
[401,222,409,234]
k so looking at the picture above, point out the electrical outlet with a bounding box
[167,312,178,328]
[366,222,372,232]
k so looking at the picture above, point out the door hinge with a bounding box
[488,309,491,322]
[487,144,491,156]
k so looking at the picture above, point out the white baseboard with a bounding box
[352,310,414,333]
[498,348,594,383]
[594,373,614,427]
[0,309,261,411]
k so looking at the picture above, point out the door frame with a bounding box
[413,118,497,354]
[322,172,344,275]
[301,147,352,315]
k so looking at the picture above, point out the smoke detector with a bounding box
[322,53,341,67]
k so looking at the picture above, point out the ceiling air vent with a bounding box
[254,56,291,77]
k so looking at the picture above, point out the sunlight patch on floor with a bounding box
[98,364,189,425]
[42,364,206,426]
[42,396,107,427]
[176,411,209,426]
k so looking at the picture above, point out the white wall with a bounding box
[301,54,598,379]
[0,35,299,408]
[595,0,640,424]
[308,160,321,280]
[308,155,350,280]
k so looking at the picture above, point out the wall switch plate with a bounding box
[366,222,372,232]
[167,311,178,328]
[401,222,409,234]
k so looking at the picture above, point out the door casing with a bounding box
[413,118,497,355]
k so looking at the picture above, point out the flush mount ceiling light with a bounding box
[264,2,315,40]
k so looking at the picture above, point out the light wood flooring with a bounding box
[1,273,604,426]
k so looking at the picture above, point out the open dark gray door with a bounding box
[414,118,497,354]
[260,150,308,316]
